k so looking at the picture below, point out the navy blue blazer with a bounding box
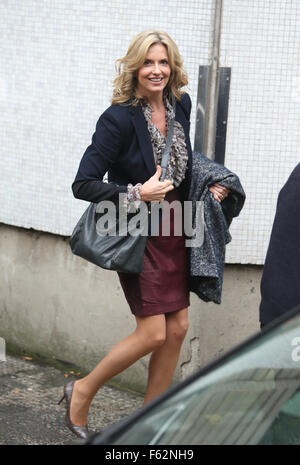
[72,93,193,203]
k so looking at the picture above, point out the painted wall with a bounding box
[1,1,299,263]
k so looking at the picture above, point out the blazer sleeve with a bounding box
[179,92,192,122]
[72,109,128,203]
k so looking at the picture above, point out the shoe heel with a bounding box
[58,393,65,405]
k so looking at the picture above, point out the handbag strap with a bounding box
[160,94,176,182]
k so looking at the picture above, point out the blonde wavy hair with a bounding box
[112,30,188,106]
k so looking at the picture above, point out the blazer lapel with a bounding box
[175,101,193,175]
[131,107,156,176]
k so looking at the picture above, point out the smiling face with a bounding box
[136,43,171,100]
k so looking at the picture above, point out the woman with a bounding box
[60,30,229,439]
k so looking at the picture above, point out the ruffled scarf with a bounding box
[141,97,188,187]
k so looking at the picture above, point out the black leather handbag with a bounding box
[69,100,175,273]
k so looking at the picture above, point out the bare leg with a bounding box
[143,308,189,405]
[69,314,166,426]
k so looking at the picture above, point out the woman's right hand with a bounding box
[140,165,174,202]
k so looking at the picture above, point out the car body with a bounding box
[85,304,300,445]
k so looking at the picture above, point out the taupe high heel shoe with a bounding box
[58,380,89,440]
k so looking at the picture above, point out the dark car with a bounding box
[85,305,300,445]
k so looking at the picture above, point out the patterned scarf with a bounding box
[141,97,188,187]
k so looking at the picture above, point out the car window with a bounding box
[259,389,300,445]
[105,313,300,445]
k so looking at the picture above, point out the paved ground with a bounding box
[0,353,143,445]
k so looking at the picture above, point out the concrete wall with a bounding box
[0,223,261,393]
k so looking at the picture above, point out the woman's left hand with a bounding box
[209,183,230,203]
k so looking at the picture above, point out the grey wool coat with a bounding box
[187,151,246,304]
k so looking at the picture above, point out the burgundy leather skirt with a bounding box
[118,189,190,316]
